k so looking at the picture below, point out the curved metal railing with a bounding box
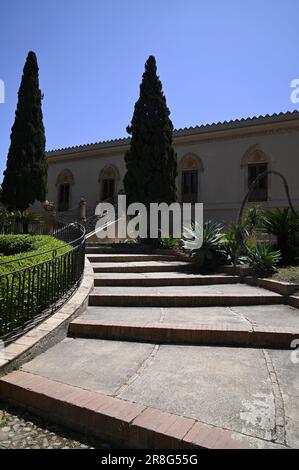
[0,221,86,344]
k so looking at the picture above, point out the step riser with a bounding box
[88,295,283,308]
[0,382,164,449]
[92,265,192,273]
[93,277,240,287]
[0,372,246,449]
[69,323,296,349]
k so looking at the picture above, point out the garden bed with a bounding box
[0,235,71,275]
[271,265,299,296]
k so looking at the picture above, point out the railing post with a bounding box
[43,201,56,235]
[79,198,87,226]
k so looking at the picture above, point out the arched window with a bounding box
[56,169,74,212]
[241,146,270,202]
[98,165,120,202]
[178,154,204,203]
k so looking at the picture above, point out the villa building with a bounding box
[44,111,299,223]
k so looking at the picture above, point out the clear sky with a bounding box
[0,0,298,182]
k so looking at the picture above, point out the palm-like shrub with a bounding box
[242,206,264,235]
[262,208,299,264]
[222,224,248,265]
[182,221,225,271]
[248,243,281,274]
[11,210,42,234]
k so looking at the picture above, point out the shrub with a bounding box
[248,243,281,274]
[182,221,225,271]
[262,208,299,264]
[11,211,42,234]
[242,206,264,235]
[159,237,179,249]
[0,235,36,256]
[222,225,248,265]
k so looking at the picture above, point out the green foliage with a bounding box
[10,210,42,233]
[0,235,70,275]
[124,56,177,210]
[0,235,35,256]
[222,224,248,265]
[262,208,299,264]
[1,51,47,211]
[242,206,264,234]
[0,203,9,231]
[0,235,72,335]
[182,221,225,271]
[159,237,179,249]
[248,243,281,274]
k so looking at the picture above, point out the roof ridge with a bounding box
[47,109,299,154]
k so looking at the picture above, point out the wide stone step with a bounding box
[69,318,299,348]
[69,304,299,348]
[0,370,248,449]
[1,340,295,448]
[88,254,178,263]
[91,261,192,273]
[85,246,175,255]
[88,284,283,307]
[93,273,240,287]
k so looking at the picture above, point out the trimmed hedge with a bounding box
[0,235,70,275]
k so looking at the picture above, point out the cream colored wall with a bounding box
[47,154,126,213]
[46,128,299,223]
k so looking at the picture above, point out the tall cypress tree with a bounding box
[124,56,177,207]
[1,51,47,211]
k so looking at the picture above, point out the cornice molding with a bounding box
[47,111,299,164]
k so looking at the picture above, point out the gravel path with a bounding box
[0,402,112,449]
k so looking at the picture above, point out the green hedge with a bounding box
[0,235,73,337]
[0,235,70,275]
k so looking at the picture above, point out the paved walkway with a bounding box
[1,251,299,448]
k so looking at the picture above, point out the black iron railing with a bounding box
[0,221,86,344]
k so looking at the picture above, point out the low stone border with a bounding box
[0,258,94,378]
[287,295,299,309]
[244,276,299,296]
[0,370,249,449]
[222,265,254,277]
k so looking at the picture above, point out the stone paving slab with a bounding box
[91,284,282,296]
[22,338,154,395]
[93,273,240,286]
[19,338,299,447]
[91,261,192,273]
[89,284,283,307]
[81,305,299,329]
[88,254,177,263]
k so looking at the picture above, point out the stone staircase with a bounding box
[1,248,299,449]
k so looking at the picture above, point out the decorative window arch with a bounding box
[178,153,204,203]
[98,164,120,202]
[56,169,74,211]
[241,145,271,202]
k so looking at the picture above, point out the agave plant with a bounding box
[248,243,281,274]
[182,221,225,271]
[262,208,299,264]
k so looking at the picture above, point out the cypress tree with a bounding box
[1,51,47,211]
[124,56,177,207]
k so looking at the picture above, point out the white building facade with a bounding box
[45,111,299,223]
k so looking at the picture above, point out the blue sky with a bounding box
[0,0,298,181]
